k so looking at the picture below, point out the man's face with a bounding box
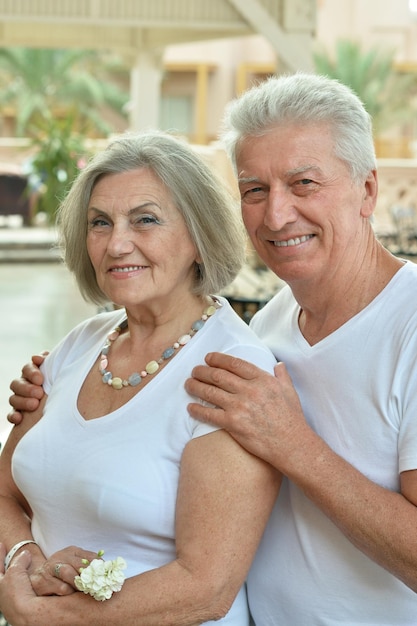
[236,123,376,287]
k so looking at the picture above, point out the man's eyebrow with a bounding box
[237,176,262,185]
[287,165,322,176]
[237,165,323,184]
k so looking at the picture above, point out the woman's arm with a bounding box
[0,396,48,572]
[0,429,280,626]
[0,397,97,597]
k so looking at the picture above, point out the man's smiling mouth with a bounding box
[273,235,314,247]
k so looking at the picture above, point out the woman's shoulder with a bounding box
[47,308,126,362]
[41,308,127,389]
[208,296,277,371]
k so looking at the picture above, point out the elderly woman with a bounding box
[0,131,280,626]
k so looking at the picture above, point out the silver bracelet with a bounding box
[4,540,38,570]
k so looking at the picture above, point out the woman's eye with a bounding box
[131,215,158,227]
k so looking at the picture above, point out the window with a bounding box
[159,95,193,134]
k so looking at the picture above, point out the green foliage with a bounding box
[0,47,130,223]
[313,39,417,134]
[28,114,90,224]
[0,47,129,136]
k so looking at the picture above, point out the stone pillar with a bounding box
[128,50,164,131]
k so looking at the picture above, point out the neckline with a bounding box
[98,298,221,391]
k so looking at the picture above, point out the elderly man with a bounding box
[6,74,417,625]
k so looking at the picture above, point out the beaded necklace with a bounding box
[99,298,220,390]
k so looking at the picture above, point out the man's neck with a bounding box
[294,247,403,346]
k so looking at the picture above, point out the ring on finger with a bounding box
[54,563,63,578]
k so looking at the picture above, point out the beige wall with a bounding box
[163,35,277,141]
[316,0,417,64]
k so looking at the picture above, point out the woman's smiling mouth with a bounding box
[110,265,147,273]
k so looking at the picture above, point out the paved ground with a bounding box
[0,221,60,262]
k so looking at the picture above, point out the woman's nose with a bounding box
[107,226,135,256]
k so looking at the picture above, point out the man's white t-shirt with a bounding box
[248,261,417,625]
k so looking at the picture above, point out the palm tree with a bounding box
[27,112,90,223]
[0,47,130,223]
[0,47,129,136]
[313,39,417,136]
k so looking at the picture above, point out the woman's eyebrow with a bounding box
[127,201,160,215]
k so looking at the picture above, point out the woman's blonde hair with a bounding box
[57,131,246,305]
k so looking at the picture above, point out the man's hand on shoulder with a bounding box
[8,353,48,425]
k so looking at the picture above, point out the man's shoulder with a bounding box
[250,284,293,324]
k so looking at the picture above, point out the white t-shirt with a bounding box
[12,296,277,626]
[248,260,417,625]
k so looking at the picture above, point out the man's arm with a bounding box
[8,354,47,425]
[185,351,417,594]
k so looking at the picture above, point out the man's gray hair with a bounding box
[221,72,377,184]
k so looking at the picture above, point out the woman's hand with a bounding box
[0,546,40,625]
[30,545,100,596]
[8,353,48,425]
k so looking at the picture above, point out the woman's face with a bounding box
[86,167,200,312]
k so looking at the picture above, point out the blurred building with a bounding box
[0,1,415,150]
[0,0,312,141]
[0,1,416,147]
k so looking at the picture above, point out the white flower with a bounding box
[74,552,127,601]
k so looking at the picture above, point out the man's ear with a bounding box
[360,169,378,218]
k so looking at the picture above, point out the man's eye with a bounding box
[292,178,317,194]
[89,217,109,228]
[241,187,266,203]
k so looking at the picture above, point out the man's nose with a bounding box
[263,187,298,230]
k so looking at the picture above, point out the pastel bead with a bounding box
[145,360,159,375]
[128,373,141,386]
[162,347,175,359]
[99,300,220,390]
